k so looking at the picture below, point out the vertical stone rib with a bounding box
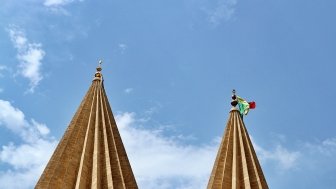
[102,90,126,188]
[36,85,95,189]
[209,115,229,188]
[62,82,98,189]
[207,108,269,189]
[102,86,137,188]
[242,121,268,189]
[218,114,234,188]
[36,76,138,189]
[237,115,251,189]
[231,115,239,189]
[208,110,238,189]
[99,88,114,188]
[74,82,98,189]
[220,115,234,188]
[92,83,101,188]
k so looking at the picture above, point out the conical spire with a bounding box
[36,61,138,189]
[207,90,268,189]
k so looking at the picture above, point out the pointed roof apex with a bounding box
[36,59,138,188]
[207,89,268,189]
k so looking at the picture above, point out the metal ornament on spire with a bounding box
[231,89,238,107]
[94,59,103,80]
[231,90,256,116]
[97,59,103,71]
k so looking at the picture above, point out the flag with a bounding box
[237,96,256,115]
[249,101,256,109]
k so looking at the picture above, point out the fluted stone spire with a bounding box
[36,62,138,189]
[207,90,268,189]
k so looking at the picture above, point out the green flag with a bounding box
[237,96,250,115]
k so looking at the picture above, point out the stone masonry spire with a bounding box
[35,62,138,189]
[207,90,268,189]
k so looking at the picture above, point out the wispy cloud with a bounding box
[8,26,45,93]
[305,137,336,156]
[43,0,84,15]
[206,0,237,26]
[253,135,336,172]
[0,99,57,189]
[116,112,218,189]
[254,142,301,170]
[43,0,83,7]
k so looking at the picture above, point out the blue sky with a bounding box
[0,0,336,188]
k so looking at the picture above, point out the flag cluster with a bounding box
[237,96,256,115]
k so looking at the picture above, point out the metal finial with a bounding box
[232,89,237,100]
[231,89,238,107]
[96,60,103,72]
[94,59,103,80]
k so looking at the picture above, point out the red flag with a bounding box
[248,101,256,109]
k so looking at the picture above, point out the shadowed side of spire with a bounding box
[35,63,138,189]
[207,91,268,189]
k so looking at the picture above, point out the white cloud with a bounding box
[252,135,336,179]
[44,0,74,7]
[0,139,56,171]
[0,139,57,189]
[32,120,50,136]
[43,0,84,13]
[0,100,53,143]
[252,138,300,171]
[207,0,237,26]
[305,137,336,156]
[0,102,217,189]
[0,99,55,143]
[0,100,27,134]
[116,112,218,189]
[124,88,134,94]
[322,138,336,148]
[0,99,57,189]
[258,145,300,170]
[8,27,45,93]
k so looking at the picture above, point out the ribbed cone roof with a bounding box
[36,77,138,189]
[207,108,268,189]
